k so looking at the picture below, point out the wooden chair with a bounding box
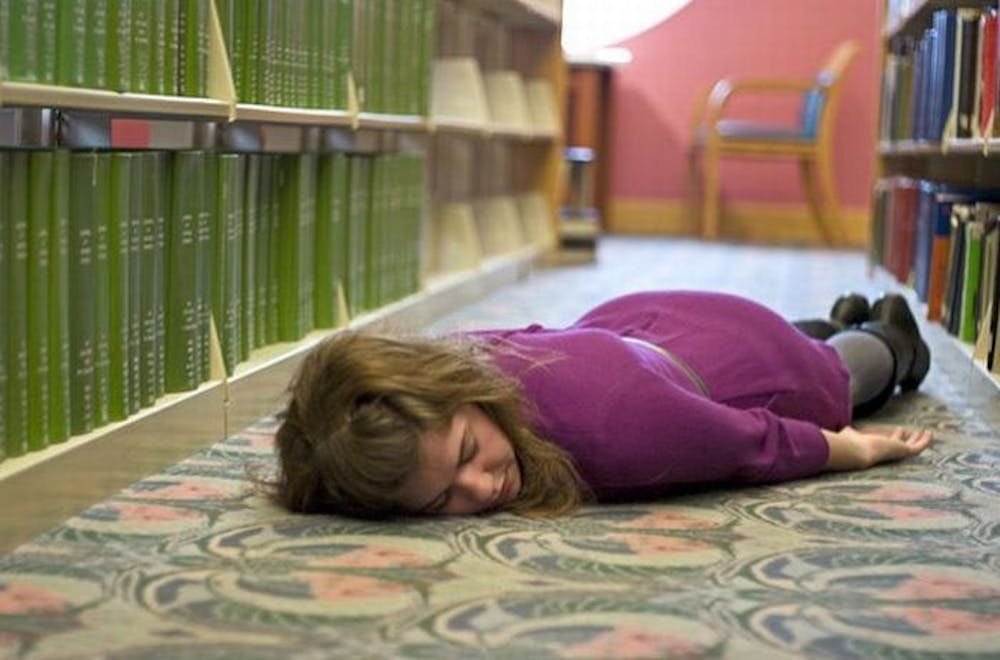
[688,40,860,242]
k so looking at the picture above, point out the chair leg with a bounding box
[799,159,826,242]
[814,150,841,243]
[701,145,721,240]
[686,146,702,232]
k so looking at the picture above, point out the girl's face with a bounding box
[395,404,522,515]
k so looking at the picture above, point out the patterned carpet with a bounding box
[2,237,999,659]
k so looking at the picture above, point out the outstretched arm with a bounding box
[822,426,934,472]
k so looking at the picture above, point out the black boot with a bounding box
[869,293,931,391]
[830,292,871,327]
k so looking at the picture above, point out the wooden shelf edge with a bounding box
[356,112,428,131]
[879,138,1000,157]
[0,81,232,118]
[0,251,544,554]
[945,334,1000,392]
[232,103,354,126]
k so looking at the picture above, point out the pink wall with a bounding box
[608,0,882,209]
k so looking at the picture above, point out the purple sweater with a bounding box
[468,291,851,500]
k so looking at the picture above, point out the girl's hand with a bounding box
[822,425,934,472]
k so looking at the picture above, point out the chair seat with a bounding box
[715,119,811,141]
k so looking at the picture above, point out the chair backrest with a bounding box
[799,40,861,140]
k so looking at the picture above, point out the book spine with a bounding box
[346,154,369,316]
[92,153,111,427]
[197,153,214,381]
[147,0,165,95]
[277,155,300,340]
[107,152,132,420]
[6,153,30,456]
[36,0,57,84]
[242,0,260,103]
[153,153,167,398]
[255,154,272,347]
[0,153,7,459]
[230,0,245,101]
[126,152,143,411]
[165,152,201,392]
[212,154,229,372]
[242,153,259,356]
[105,0,132,93]
[8,0,39,82]
[227,155,245,370]
[130,0,151,93]
[86,0,109,89]
[366,154,384,309]
[68,153,96,437]
[300,154,316,334]
[163,0,179,97]
[314,153,336,327]
[140,152,159,406]
[334,0,352,109]
[26,151,52,452]
[0,0,9,80]
[266,155,280,342]
[417,0,436,116]
[55,0,87,87]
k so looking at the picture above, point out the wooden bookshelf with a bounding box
[0,0,567,549]
[876,0,1000,391]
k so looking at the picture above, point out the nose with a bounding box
[453,466,494,505]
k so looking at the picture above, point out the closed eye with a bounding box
[424,431,476,514]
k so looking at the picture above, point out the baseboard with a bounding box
[606,198,869,247]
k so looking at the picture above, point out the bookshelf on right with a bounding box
[875,0,1000,390]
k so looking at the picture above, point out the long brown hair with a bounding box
[273,331,587,518]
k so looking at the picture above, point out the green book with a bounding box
[241,0,260,103]
[68,153,97,437]
[180,0,208,97]
[197,153,215,381]
[107,152,132,421]
[105,0,132,93]
[36,0,57,84]
[258,0,275,105]
[6,152,30,457]
[276,154,296,339]
[241,154,259,358]
[91,154,112,427]
[345,154,370,316]
[152,153,167,398]
[126,152,143,411]
[314,153,347,327]
[162,0,179,96]
[230,0,245,101]
[0,153,7,459]
[0,0,9,80]
[366,154,385,309]
[417,0,436,116]
[85,0,109,89]
[130,0,152,93]
[139,152,159,406]
[254,154,272,347]
[9,0,40,82]
[165,152,202,392]
[959,218,987,343]
[333,0,353,110]
[147,0,165,95]
[48,151,72,444]
[56,0,87,87]
[26,151,53,451]
[227,155,245,368]
[213,154,243,374]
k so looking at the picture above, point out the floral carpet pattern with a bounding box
[2,238,999,658]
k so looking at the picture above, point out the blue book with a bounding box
[932,8,957,140]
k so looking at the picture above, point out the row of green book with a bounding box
[1,0,210,97]
[1,148,424,462]
[217,0,436,113]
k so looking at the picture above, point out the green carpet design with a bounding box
[2,238,999,658]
